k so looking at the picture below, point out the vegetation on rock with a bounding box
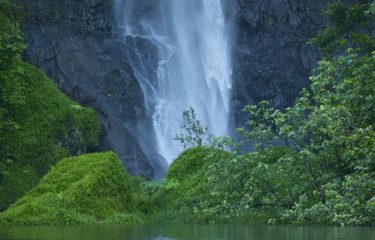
[309,1,374,55]
[0,0,100,211]
[0,152,142,225]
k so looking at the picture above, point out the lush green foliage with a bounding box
[149,147,220,223]
[0,3,100,210]
[235,49,375,226]
[145,3,375,224]
[309,0,374,55]
[167,147,212,181]
[149,48,375,226]
[0,60,100,210]
[0,0,25,69]
[0,152,143,225]
[174,107,211,149]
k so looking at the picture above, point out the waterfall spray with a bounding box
[116,0,232,168]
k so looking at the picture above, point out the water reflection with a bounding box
[0,224,374,240]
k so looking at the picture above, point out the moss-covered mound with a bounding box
[149,147,228,223]
[166,147,211,181]
[149,147,291,224]
[0,152,142,226]
[0,59,100,210]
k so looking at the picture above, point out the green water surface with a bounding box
[0,224,374,240]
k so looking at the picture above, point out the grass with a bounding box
[148,147,219,223]
[0,60,100,210]
[0,152,143,226]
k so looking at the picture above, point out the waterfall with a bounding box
[115,0,232,167]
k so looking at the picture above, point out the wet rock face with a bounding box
[19,0,159,178]
[20,0,112,37]
[226,0,332,125]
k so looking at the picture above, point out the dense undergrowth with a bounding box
[0,0,100,211]
[0,152,142,225]
[139,1,375,226]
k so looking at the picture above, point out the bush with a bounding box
[0,152,142,226]
[0,0,26,69]
[174,107,211,149]
[167,147,211,181]
[149,147,233,223]
[236,50,375,226]
[0,164,39,211]
[151,45,375,227]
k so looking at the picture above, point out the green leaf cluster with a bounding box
[153,49,375,226]
[309,1,375,55]
[174,107,212,149]
[151,33,375,226]
[0,0,26,69]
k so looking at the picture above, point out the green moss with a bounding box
[0,152,142,226]
[128,176,155,215]
[1,1,100,210]
[166,147,214,202]
[146,147,288,224]
[0,60,100,210]
[167,147,211,181]
[148,147,226,223]
[0,164,39,211]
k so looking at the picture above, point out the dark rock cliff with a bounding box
[225,0,333,125]
[18,0,163,177]
[18,0,348,177]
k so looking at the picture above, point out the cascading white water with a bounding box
[116,0,232,165]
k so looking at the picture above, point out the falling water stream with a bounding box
[115,0,232,167]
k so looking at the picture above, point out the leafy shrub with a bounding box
[0,164,39,211]
[167,147,211,181]
[0,0,26,69]
[174,107,211,149]
[236,50,375,226]
[309,1,375,55]
[151,32,375,227]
